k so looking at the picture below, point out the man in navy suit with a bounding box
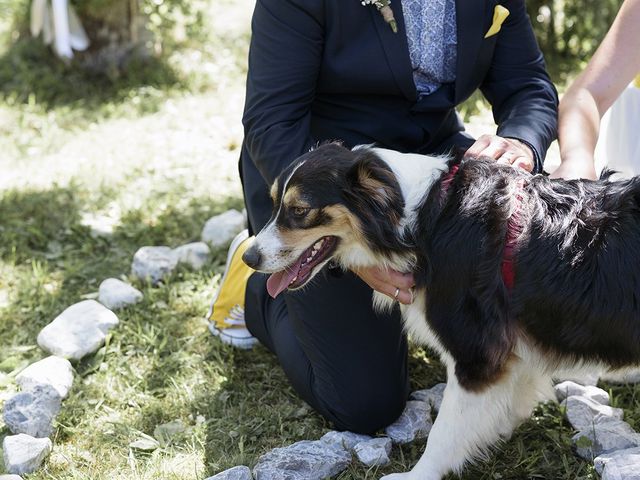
[218,0,557,434]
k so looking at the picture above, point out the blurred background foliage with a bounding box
[526,0,624,78]
[0,0,247,113]
[0,0,627,112]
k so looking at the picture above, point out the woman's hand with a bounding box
[354,266,415,305]
[550,157,598,180]
[466,135,535,172]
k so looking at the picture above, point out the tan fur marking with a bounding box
[270,178,279,202]
[272,204,355,248]
[283,186,305,208]
[322,205,367,243]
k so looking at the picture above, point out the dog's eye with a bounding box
[292,206,310,218]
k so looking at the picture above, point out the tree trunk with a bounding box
[74,0,152,77]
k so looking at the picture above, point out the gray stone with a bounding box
[201,210,245,248]
[573,419,640,460]
[385,400,432,444]
[3,384,62,437]
[16,356,74,399]
[98,278,143,310]
[595,447,640,479]
[320,430,371,451]
[0,475,24,480]
[353,437,392,467]
[173,242,211,270]
[410,383,446,412]
[131,246,178,284]
[252,440,351,480]
[555,380,609,404]
[37,300,119,360]
[205,466,253,480]
[562,395,623,431]
[2,434,52,475]
[129,438,160,451]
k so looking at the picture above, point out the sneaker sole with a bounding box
[208,322,258,350]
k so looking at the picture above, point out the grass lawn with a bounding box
[0,1,638,479]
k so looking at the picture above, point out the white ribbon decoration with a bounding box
[30,0,89,60]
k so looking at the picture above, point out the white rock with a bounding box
[573,419,640,460]
[555,380,609,404]
[37,300,119,360]
[562,395,623,431]
[410,383,446,412]
[385,400,432,444]
[129,438,160,451]
[2,434,52,475]
[131,246,178,285]
[98,278,143,310]
[354,437,392,466]
[595,447,640,479]
[252,440,351,480]
[15,356,74,399]
[201,210,245,248]
[3,384,62,437]
[320,430,371,451]
[0,289,10,308]
[205,466,252,480]
[0,475,24,480]
[173,242,211,270]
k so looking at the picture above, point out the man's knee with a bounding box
[327,381,409,434]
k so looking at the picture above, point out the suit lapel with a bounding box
[454,0,489,103]
[370,1,417,101]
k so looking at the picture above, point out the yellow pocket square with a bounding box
[484,5,510,38]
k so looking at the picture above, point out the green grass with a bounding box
[0,1,638,478]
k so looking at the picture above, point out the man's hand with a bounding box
[466,135,535,172]
[354,266,415,305]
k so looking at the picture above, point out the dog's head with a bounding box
[242,143,407,298]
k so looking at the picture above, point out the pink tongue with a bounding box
[266,259,303,298]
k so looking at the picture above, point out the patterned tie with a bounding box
[401,0,457,96]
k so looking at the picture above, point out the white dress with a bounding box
[595,75,640,177]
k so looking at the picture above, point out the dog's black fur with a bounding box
[246,143,640,478]
[269,143,640,391]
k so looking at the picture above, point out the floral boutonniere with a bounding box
[361,0,397,33]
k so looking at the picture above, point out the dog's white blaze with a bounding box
[253,160,308,271]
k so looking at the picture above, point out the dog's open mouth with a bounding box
[266,236,338,298]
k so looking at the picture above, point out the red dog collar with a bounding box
[439,164,526,291]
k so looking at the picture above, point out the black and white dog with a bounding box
[242,142,640,480]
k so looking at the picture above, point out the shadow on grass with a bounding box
[0,37,181,112]
[193,343,331,475]
[0,181,242,347]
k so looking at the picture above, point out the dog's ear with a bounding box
[345,151,404,224]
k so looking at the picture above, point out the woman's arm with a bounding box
[553,0,640,180]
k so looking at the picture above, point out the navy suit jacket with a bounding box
[240,0,559,233]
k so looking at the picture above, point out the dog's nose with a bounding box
[242,246,262,269]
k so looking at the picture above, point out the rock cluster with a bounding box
[554,380,640,477]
